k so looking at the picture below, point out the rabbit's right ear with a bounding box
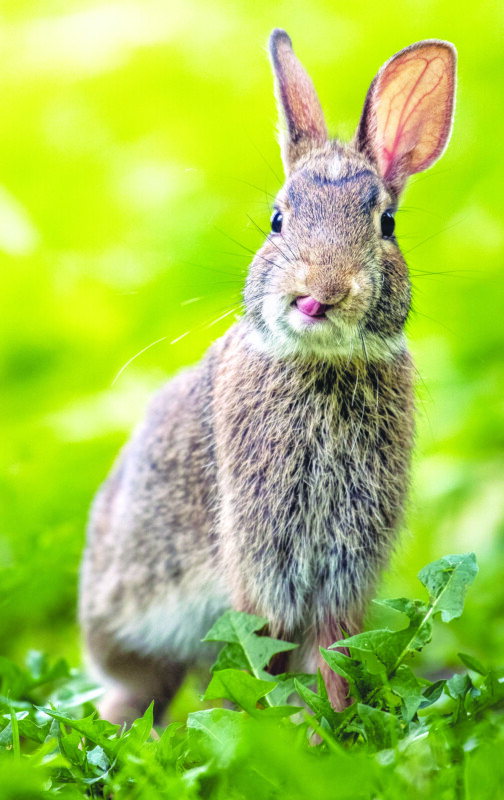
[269,29,328,175]
[356,40,457,197]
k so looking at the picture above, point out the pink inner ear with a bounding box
[375,45,455,183]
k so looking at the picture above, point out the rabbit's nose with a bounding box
[302,288,350,309]
[295,289,350,318]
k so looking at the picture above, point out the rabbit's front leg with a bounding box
[303,616,362,711]
[226,568,354,710]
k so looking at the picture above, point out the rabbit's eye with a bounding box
[381,211,395,238]
[271,210,283,233]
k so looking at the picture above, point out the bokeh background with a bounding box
[1,0,503,684]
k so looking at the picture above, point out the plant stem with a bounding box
[10,708,20,759]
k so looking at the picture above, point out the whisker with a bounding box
[112,336,169,385]
[402,218,465,256]
[213,226,257,256]
[170,331,190,344]
[112,296,246,385]
[396,205,443,218]
[206,307,242,328]
[216,249,290,273]
[363,320,401,362]
[246,213,298,264]
[408,267,478,279]
[180,258,246,278]
[408,165,453,186]
[227,175,277,200]
[214,250,253,259]
[213,227,285,273]
[246,213,295,264]
[246,136,282,185]
[345,334,355,368]
[358,327,370,367]
[408,306,455,335]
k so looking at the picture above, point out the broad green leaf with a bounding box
[59,728,85,767]
[446,672,475,723]
[356,704,402,752]
[203,610,269,644]
[204,668,276,715]
[419,680,446,710]
[51,686,104,710]
[0,710,51,746]
[0,722,14,748]
[0,697,31,714]
[320,648,383,703]
[335,599,432,675]
[418,553,478,622]
[293,679,339,729]
[379,598,435,652]
[211,642,249,672]
[446,672,473,701]
[458,652,487,676]
[317,668,329,702]
[38,708,121,757]
[122,701,154,750]
[86,744,110,774]
[329,554,478,685]
[204,610,297,681]
[260,704,302,718]
[337,630,396,667]
[465,671,504,716]
[187,708,243,767]
[187,707,242,737]
[156,722,185,769]
[266,672,315,706]
[446,671,479,724]
[388,665,423,723]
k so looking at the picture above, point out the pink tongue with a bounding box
[296,295,328,317]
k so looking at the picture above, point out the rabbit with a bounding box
[79,29,456,723]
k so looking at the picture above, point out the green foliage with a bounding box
[2,554,504,797]
[203,609,311,706]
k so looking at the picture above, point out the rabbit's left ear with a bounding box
[356,40,456,197]
[269,29,328,175]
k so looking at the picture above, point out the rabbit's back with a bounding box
[80,352,229,661]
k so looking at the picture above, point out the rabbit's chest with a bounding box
[221,389,391,621]
[213,340,413,626]
[246,415,405,628]
[258,406,383,595]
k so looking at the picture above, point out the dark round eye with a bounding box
[271,209,283,233]
[381,210,395,238]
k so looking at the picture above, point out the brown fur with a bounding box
[79,29,455,722]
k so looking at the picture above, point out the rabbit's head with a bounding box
[244,30,456,361]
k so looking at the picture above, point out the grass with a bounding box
[1,554,503,799]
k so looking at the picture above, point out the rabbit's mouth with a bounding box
[255,291,405,362]
[292,295,331,322]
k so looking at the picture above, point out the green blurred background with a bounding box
[1,0,503,680]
